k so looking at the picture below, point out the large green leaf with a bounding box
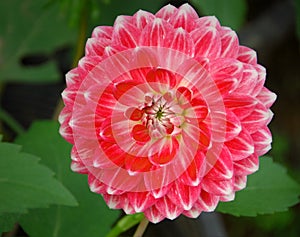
[15,121,120,237]
[0,140,77,215]
[0,213,21,234]
[190,0,247,30]
[0,0,76,83]
[217,157,300,216]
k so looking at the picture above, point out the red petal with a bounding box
[125,107,144,121]
[226,129,255,161]
[185,97,208,120]
[112,80,139,100]
[92,26,113,39]
[256,87,277,108]
[149,137,179,165]
[237,46,257,65]
[132,10,155,30]
[99,118,114,142]
[146,68,177,92]
[224,94,258,119]
[242,102,273,134]
[195,16,221,29]
[168,182,201,210]
[164,27,194,56]
[176,86,192,105]
[127,191,156,212]
[219,27,239,58]
[155,196,183,220]
[100,141,126,167]
[233,154,259,176]
[131,124,151,143]
[155,4,177,21]
[205,145,233,180]
[144,205,165,223]
[169,3,199,32]
[192,26,221,58]
[140,18,174,46]
[125,155,153,174]
[251,126,272,156]
[234,64,259,95]
[233,175,247,191]
[210,58,243,82]
[112,16,140,48]
[194,190,219,212]
[201,177,234,196]
[85,38,111,57]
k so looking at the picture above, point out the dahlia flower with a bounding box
[59,3,276,223]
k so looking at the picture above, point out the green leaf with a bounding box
[96,0,165,26]
[15,121,120,237]
[0,213,20,234]
[0,140,78,215]
[0,0,76,83]
[190,0,247,30]
[217,157,300,216]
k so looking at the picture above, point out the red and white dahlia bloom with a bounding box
[59,4,276,223]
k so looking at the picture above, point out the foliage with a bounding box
[217,157,300,216]
[15,121,120,237]
[190,0,247,30]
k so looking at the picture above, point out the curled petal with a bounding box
[91,26,113,39]
[155,196,183,220]
[155,4,178,21]
[146,68,177,92]
[132,124,151,143]
[201,177,234,196]
[195,16,221,29]
[127,191,156,212]
[144,205,165,224]
[234,154,259,176]
[194,190,219,212]
[233,175,247,191]
[133,10,155,30]
[85,38,111,56]
[256,87,277,108]
[251,127,272,156]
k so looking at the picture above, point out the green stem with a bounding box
[106,213,145,237]
[0,107,25,135]
[133,217,149,237]
[52,2,88,120]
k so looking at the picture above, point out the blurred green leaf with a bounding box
[190,0,247,30]
[96,0,165,26]
[0,213,20,234]
[217,157,300,216]
[0,0,76,83]
[15,121,120,237]
[0,140,77,215]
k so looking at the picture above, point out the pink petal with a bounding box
[234,64,259,95]
[195,16,221,29]
[99,118,114,142]
[65,68,81,87]
[205,145,233,180]
[70,160,88,174]
[176,86,192,105]
[233,154,259,176]
[251,126,272,156]
[194,190,219,212]
[91,26,113,39]
[210,58,243,82]
[201,177,234,196]
[185,97,208,120]
[155,196,183,220]
[96,85,116,117]
[85,38,111,56]
[252,65,267,96]
[88,174,107,194]
[125,155,153,174]
[168,182,201,210]
[132,10,155,30]
[144,205,165,223]
[179,151,206,186]
[219,27,239,58]
[127,192,156,212]
[155,4,178,21]
[78,56,101,78]
[102,193,125,209]
[226,129,255,161]
[233,175,247,191]
[146,68,177,92]
[224,94,258,119]
[237,46,257,65]
[125,107,144,121]
[148,137,179,166]
[139,18,174,46]
[131,124,151,143]
[215,77,239,96]
[112,16,140,48]
[242,102,273,134]
[191,26,221,58]
[256,87,277,108]
[169,3,199,32]
[164,27,194,56]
